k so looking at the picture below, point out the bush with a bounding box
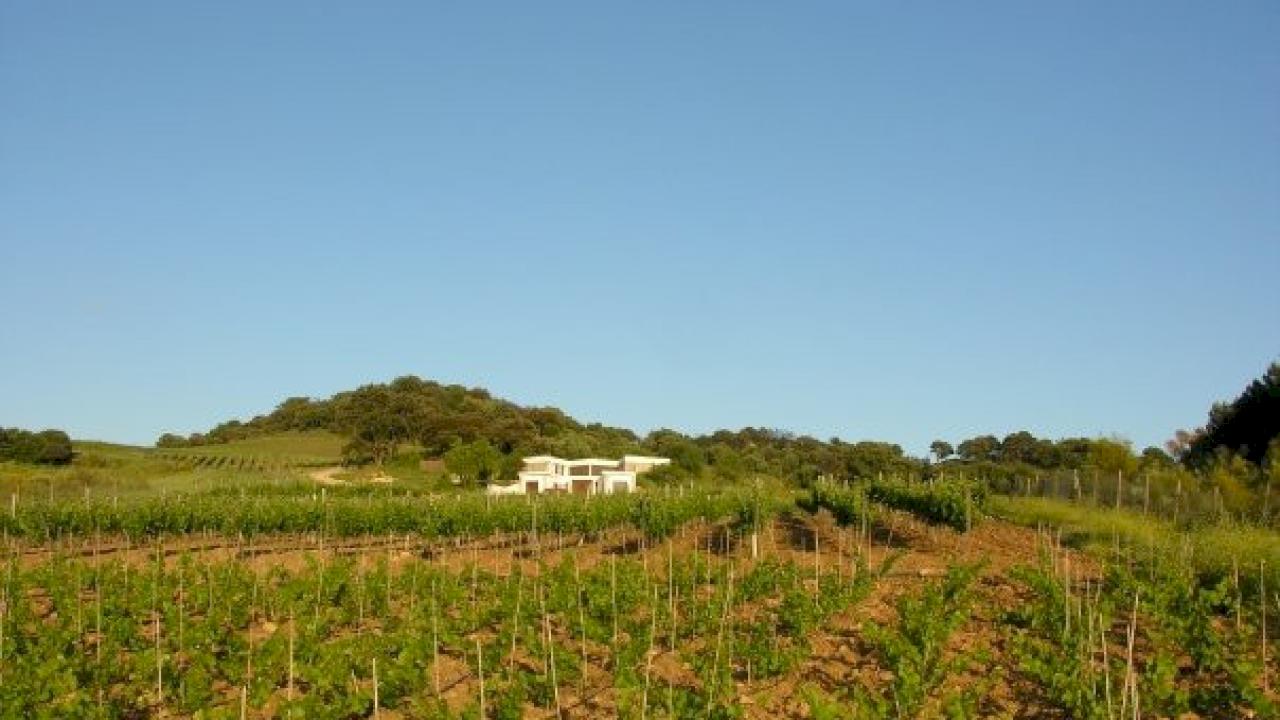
[866,477,986,531]
[0,427,73,465]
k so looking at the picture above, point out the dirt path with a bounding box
[307,465,346,485]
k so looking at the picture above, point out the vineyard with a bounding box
[0,479,1276,718]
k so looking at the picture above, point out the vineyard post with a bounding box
[707,567,735,717]
[0,584,5,673]
[177,560,185,656]
[1115,470,1123,511]
[1231,557,1244,632]
[668,538,677,652]
[813,529,819,598]
[95,570,103,668]
[509,570,523,674]
[75,563,83,637]
[431,579,440,697]
[476,635,483,712]
[836,530,842,585]
[611,553,619,648]
[1062,554,1071,638]
[288,610,295,702]
[1263,560,1269,694]
[539,581,561,717]
[372,657,379,719]
[642,585,658,720]
[1101,593,1112,718]
[573,553,587,693]
[154,546,164,709]
[155,594,165,702]
[1120,590,1137,719]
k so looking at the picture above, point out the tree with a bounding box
[332,384,425,465]
[444,439,505,486]
[841,441,915,480]
[155,433,189,448]
[929,441,954,463]
[1139,446,1174,471]
[1185,361,1280,467]
[957,435,1000,462]
[35,430,73,464]
[0,427,73,465]
[998,431,1061,468]
[999,432,1038,465]
[1086,437,1137,478]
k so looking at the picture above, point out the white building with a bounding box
[487,454,671,496]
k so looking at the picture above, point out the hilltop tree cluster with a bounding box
[0,428,73,465]
[155,359,1280,489]
[156,376,920,484]
[930,432,1170,477]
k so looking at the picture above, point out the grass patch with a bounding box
[991,495,1280,597]
[159,430,346,466]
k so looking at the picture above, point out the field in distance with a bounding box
[0,431,359,500]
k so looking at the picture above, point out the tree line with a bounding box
[155,375,921,485]
[0,427,73,465]
[156,359,1279,489]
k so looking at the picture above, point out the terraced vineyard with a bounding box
[157,431,348,472]
[0,480,1276,718]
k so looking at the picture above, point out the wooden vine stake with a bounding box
[372,658,380,719]
[431,580,441,697]
[574,553,588,693]
[1263,560,1269,694]
[540,582,561,717]
[288,610,295,702]
[642,585,658,720]
[509,571,523,674]
[476,637,486,718]
[707,567,735,717]
[611,553,619,648]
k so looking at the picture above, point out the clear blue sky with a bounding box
[2,2,1277,455]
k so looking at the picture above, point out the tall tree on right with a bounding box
[1184,361,1280,468]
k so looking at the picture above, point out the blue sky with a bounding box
[2,2,1277,454]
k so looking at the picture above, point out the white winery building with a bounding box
[487,455,670,496]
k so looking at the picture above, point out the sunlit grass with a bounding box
[992,495,1280,595]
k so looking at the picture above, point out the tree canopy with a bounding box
[0,428,73,465]
[1183,361,1280,468]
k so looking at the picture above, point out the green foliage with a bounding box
[866,478,986,531]
[798,482,875,527]
[0,427,73,465]
[956,435,999,462]
[443,439,504,485]
[1186,360,1280,468]
[1086,436,1138,478]
[1007,547,1276,719]
[154,376,936,488]
[850,563,985,718]
[0,486,770,540]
